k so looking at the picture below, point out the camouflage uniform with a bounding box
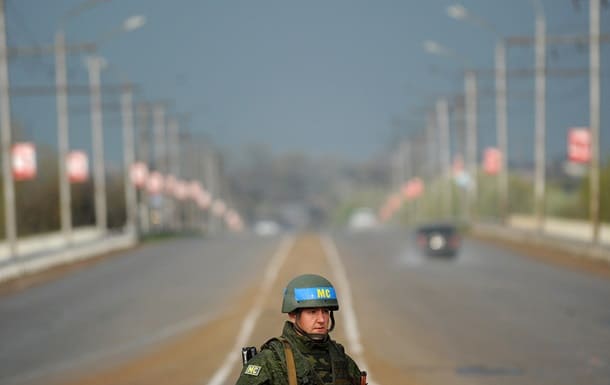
[235,321,362,385]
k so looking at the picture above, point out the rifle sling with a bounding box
[282,339,298,385]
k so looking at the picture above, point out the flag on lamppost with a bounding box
[567,127,591,164]
[483,147,502,175]
[130,162,149,188]
[67,151,89,183]
[12,142,37,181]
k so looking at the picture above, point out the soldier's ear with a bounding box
[289,310,303,321]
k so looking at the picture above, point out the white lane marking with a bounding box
[205,236,295,385]
[3,313,214,385]
[322,235,380,385]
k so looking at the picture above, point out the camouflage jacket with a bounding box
[235,321,362,385]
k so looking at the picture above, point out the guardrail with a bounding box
[0,228,137,284]
[472,215,610,263]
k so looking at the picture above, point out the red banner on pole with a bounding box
[402,177,424,200]
[130,162,148,187]
[146,172,164,194]
[67,151,89,183]
[568,127,591,163]
[483,147,502,175]
[12,142,37,181]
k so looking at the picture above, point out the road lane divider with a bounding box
[205,236,295,385]
[322,235,379,385]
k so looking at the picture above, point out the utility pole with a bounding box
[465,70,478,221]
[495,39,509,223]
[167,116,180,230]
[152,102,167,230]
[55,28,72,244]
[436,97,452,218]
[392,142,407,192]
[446,4,508,223]
[504,29,610,234]
[136,102,150,234]
[0,0,17,258]
[153,103,166,173]
[197,142,210,233]
[426,110,436,181]
[589,0,601,243]
[121,84,137,236]
[86,55,108,233]
[533,1,547,233]
[205,149,218,235]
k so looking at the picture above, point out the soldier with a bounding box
[235,273,366,385]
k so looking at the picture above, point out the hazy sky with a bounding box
[5,0,609,165]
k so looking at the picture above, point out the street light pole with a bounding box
[426,110,436,181]
[136,102,150,234]
[0,0,17,258]
[447,4,508,223]
[121,84,137,235]
[436,97,452,218]
[86,55,108,233]
[465,70,478,220]
[55,29,73,244]
[423,39,478,222]
[205,149,218,235]
[495,39,508,222]
[532,0,547,232]
[54,0,110,247]
[153,103,167,229]
[167,116,180,229]
[55,9,144,241]
[589,0,601,243]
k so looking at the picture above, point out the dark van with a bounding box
[416,223,461,257]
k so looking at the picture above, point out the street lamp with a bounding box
[95,15,146,44]
[86,55,107,232]
[120,83,137,236]
[436,97,452,218]
[531,0,547,232]
[446,3,509,223]
[424,40,478,222]
[0,0,17,258]
[55,3,106,245]
[55,0,143,242]
[589,0,601,243]
[84,16,146,234]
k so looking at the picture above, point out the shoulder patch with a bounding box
[244,364,262,376]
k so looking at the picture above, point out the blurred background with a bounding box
[0,0,608,240]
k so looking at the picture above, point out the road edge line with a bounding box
[321,234,379,385]
[205,235,295,385]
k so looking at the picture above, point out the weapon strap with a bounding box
[281,339,298,385]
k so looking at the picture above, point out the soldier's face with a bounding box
[290,307,331,335]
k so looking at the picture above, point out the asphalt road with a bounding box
[1,229,609,385]
[333,228,610,385]
[0,234,280,385]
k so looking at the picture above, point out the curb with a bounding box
[0,232,137,284]
[471,223,610,264]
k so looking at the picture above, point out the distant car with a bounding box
[348,207,378,231]
[416,223,461,257]
[254,220,280,236]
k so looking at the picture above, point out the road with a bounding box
[0,235,279,385]
[1,229,609,385]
